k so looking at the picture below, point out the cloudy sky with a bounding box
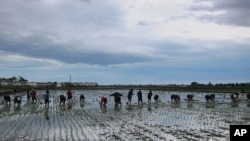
[0,0,250,85]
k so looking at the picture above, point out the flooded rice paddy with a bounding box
[0,90,250,141]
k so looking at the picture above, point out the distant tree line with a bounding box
[190,81,250,87]
[0,76,28,83]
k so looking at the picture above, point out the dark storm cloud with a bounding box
[0,32,151,65]
[190,0,250,27]
[0,0,137,65]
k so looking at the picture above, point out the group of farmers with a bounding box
[26,88,73,106]
[100,89,160,107]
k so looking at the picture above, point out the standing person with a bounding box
[31,89,37,103]
[44,88,50,106]
[147,89,153,104]
[27,89,30,101]
[127,89,134,105]
[137,89,143,105]
[67,89,73,102]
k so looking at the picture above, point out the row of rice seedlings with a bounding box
[17,115,32,140]
[33,107,46,140]
[67,108,81,140]
[91,107,118,140]
[89,103,139,140]
[122,109,160,140]
[0,118,15,140]
[54,108,65,141]
[12,115,31,140]
[32,107,47,140]
[46,111,55,141]
[75,108,101,140]
[62,107,80,140]
[61,110,70,141]
[73,111,90,139]
[93,90,247,140]
[197,108,230,139]
[157,106,222,139]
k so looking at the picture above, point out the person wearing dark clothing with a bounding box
[27,89,30,101]
[44,89,50,106]
[147,89,153,104]
[127,89,134,105]
[110,92,123,106]
[60,95,66,105]
[154,95,159,104]
[4,95,11,105]
[80,95,85,102]
[137,89,143,105]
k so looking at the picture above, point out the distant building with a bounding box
[27,82,37,87]
[57,82,62,87]
[65,82,98,87]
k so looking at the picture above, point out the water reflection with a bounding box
[67,103,73,110]
[231,102,239,108]
[14,106,21,112]
[171,103,180,108]
[101,105,107,113]
[4,104,11,112]
[187,102,193,109]
[59,105,66,115]
[205,103,215,109]
[247,103,250,108]
[80,102,84,108]
[44,107,49,120]
[148,104,152,112]
[125,105,133,111]
[114,104,121,112]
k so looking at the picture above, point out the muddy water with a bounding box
[0,90,249,141]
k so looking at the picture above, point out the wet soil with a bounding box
[0,90,249,141]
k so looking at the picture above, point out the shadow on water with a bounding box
[187,102,193,109]
[59,105,66,115]
[231,102,239,108]
[114,104,122,112]
[80,102,84,108]
[14,106,21,112]
[2,105,11,115]
[125,104,137,111]
[171,102,180,108]
[205,103,216,109]
[44,107,49,120]
[102,107,107,113]
[247,103,250,108]
[148,105,152,112]
[67,103,73,110]
[100,105,107,113]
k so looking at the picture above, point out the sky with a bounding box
[0,0,250,85]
